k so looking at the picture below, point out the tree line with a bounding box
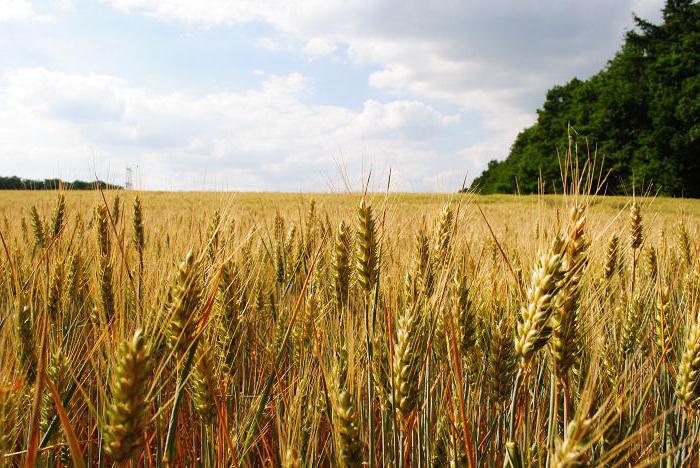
[0,176,122,190]
[471,0,700,197]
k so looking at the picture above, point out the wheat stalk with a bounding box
[332,221,352,309]
[676,316,700,411]
[515,235,566,366]
[393,303,426,419]
[551,205,589,378]
[103,329,151,464]
[331,348,364,468]
[355,199,378,298]
[167,251,203,355]
[96,205,115,321]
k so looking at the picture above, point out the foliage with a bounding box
[0,176,121,190]
[471,0,700,196]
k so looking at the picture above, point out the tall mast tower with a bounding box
[125,167,134,190]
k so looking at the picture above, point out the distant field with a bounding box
[1,189,699,465]
[2,190,698,258]
[3,190,699,230]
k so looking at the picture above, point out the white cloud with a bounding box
[6,68,126,122]
[255,36,286,51]
[303,37,337,57]
[632,0,665,21]
[0,68,462,191]
[358,100,460,139]
[51,0,75,12]
[103,0,274,25]
[101,0,666,181]
[0,0,33,21]
[1,1,667,189]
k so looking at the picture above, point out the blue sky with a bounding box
[0,0,664,191]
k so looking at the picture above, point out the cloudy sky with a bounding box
[0,0,664,191]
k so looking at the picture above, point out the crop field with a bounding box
[1,189,700,466]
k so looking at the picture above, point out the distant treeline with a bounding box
[0,176,122,190]
[471,0,700,196]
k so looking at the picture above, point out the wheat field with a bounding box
[1,188,699,466]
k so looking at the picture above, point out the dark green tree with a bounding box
[471,0,700,196]
[0,176,122,190]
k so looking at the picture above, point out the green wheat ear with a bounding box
[207,209,221,262]
[393,303,427,420]
[41,350,70,437]
[112,194,121,224]
[454,270,476,356]
[603,233,619,280]
[551,205,589,378]
[488,318,516,405]
[677,317,700,412]
[629,202,643,250]
[132,196,145,254]
[96,204,115,320]
[50,193,66,239]
[645,245,658,278]
[96,204,111,257]
[332,221,352,309]
[330,348,364,468]
[355,199,378,298]
[552,416,595,467]
[217,259,242,377]
[677,221,693,266]
[66,251,86,306]
[432,202,454,268]
[655,284,672,354]
[190,345,219,425]
[17,304,36,386]
[47,262,63,321]
[103,329,151,464]
[413,224,434,296]
[167,250,203,355]
[30,205,45,251]
[515,235,566,367]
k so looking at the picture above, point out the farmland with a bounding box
[1,189,699,466]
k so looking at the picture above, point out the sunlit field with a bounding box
[1,189,699,466]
